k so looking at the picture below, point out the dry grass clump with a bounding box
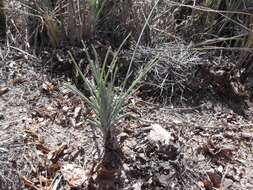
[130,0,179,45]
[22,0,91,47]
[202,0,253,50]
[170,0,253,50]
[9,0,136,49]
[122,41,202,103]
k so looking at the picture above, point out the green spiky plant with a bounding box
[65,41,157,176]
[65,0,160,178]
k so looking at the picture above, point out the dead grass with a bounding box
[5,0,138,49]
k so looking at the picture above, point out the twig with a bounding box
[221,165,230,187]
[9,46,38,60]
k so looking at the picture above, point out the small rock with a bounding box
[9,61,16,68]
[148,124,172,144]
[62,106,69,112]
[241,132,253,140]
[122,163,130,171]
[132,181,142,190]
[47,106,55,111]
[118,132,129,142]
[42,83,48,91]
[0,147,8,153]
[122,145,135,160]
[74,106,81,118]
[217,165,223,173]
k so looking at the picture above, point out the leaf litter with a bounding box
[0,47,253,190]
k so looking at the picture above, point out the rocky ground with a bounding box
[0,47,253,190]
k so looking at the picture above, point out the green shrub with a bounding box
[65,39,156,174]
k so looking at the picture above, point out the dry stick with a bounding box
[192,46,253,52]
[221,164,230,187]
[9,46,38,59]
[193,33,251,47]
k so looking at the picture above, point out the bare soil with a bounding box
[0,47,253,190]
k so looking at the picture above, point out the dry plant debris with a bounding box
[0,0,253,189]
[1,47,253,190]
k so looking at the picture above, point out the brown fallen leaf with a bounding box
[34,141,50,154]
[12,77,26,85]
[24,129,51,154]
[207,171,222,188]
[202,178,213,190]
[201,140,216,157]
[61,163,89,187]
[97,164,120,179]
[201,140,234,160]
[42,81,57,93]
[48,143,68,163]
[24,129,41,142]
[38,175,52,187]
[47,162,61,178]
[20,176,39,190]
[33,107,53,118]
[218,147,234,160]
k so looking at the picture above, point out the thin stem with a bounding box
[123,0,160,90]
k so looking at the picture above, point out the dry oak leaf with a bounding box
[20,176,39,190]
[48,143,68,163]
[42,81,57,93]
[35,141,51,154]
[207,171,222,188]
[61,163,89,187]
